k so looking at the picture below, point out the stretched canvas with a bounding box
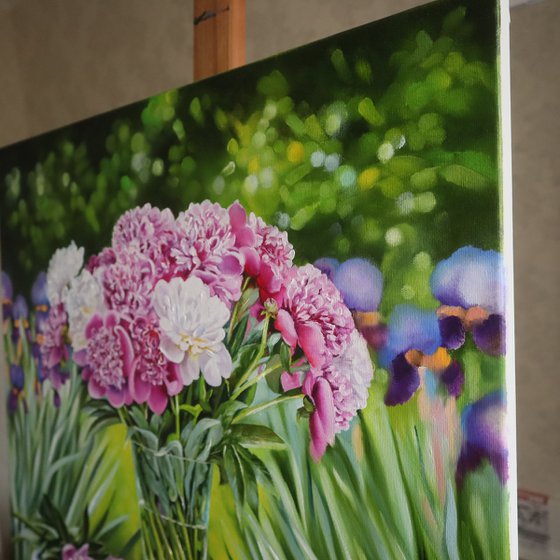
[0,0,516,558]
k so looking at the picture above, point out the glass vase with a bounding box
[131,440,213,560]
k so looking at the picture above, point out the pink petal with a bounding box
[281,372,302,391]
[297,322,327,369]
[73,348,87,367]
[309,378,335,461]
[107,387,125,408]
[221,254,244,276]
[85,314,103,339]
[258,262,282,295]
[164,363,183,396]
[236,226,257,248]
[148,384,168,415]
[116,325,134,376]
[228,201,248,231]
[241,247,261,276]
[302,370,319,397]
[129,366,150,403]
[88,377,105,399]
[275,309,297,350]
[105,312,118,329]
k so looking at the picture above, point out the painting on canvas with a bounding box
[0,0,515,558]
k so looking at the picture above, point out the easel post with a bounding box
[193,0,246,80]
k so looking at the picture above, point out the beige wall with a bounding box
[0,0,559,554]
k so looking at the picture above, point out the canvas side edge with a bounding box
[499,0,519,558]
[0,248,13,559]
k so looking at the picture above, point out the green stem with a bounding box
[176,505,195,560]
[232,360,282,398]
[143,506,166,559]
[230,315,270,400]
[233,392,303,424]
[227,276,252,341]
[150,496,175,557]
[174,395,181,440]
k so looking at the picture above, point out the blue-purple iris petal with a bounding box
[7,392,19,414]
[53,391,61,408]
[31,272,49,306]
[333,258,383,312]
[380,304,441,367]
[313,258,340,280]
[456,391,507,487]
[440,360,464,397]
[12,295,29,321]
[473,314,505,356]
[9,364,25,390]
[1,271,13,301]
[385,353,421,406]
[439,315,466,350]
[430,246,505,314]
[359,322,388,352]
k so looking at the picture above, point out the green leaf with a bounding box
[439,164,490,190]
[279,342,292,373]
[179,403,203,421]
[358,98,385,127]
[386,156,426,178]
[232,424,286,450]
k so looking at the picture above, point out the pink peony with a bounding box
[101,249,156,318]
[86,247,116,273]
[275,265,354,369]
[229,201,294,301]
[128,314,183,414]
[112,203,176,275]
[171,201,244,305]
[75,312,133,407]
[322,330,374,432]
[282,330,373,460]
[62,544,93,560]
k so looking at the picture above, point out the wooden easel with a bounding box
[193,0,246,80]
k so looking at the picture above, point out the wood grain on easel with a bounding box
[194,0,246,81]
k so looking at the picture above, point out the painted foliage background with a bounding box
[1,0,512,558]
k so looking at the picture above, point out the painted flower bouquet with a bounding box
[40,201,374,558]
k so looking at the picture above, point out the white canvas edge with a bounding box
[499,0,518,558]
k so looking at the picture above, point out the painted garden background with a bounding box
[1,0,513,558]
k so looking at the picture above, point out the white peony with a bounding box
[153,276,232,387]
[46,241,84,305]
[62,270,105,351]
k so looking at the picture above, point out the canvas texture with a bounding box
[0,0,513,558]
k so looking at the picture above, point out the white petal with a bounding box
[180,357,200,386]
[159,335,184,363]
[200,344,232,387]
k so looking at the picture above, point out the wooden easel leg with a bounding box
[194,0,246,81]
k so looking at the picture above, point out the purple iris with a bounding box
[2,270,13,320]
[456,391,508,487]
[7,364,26,414]
[380,305,441,367]
[332,258,383,312]
[313,258,340,280]
[431,246,506,356]
[431,246,505,313]
[31,271,49,307]
[11,294,30,344]
[32,271,50,335]
[381,305,441,405]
